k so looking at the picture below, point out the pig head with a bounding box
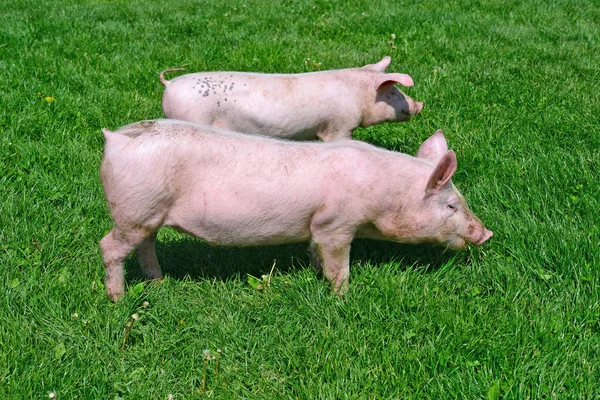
[360,56,424,126]
[413,130,493,249]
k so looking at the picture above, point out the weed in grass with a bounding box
[199,348,222,395]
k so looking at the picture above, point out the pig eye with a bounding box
[448,203,457,211]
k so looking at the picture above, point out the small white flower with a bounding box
[142,301,150,308]
[131,313,139,321]
[72,313,79,318]
[391,33,396,40]
[48,392,56,399]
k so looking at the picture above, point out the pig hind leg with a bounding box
[100,227,152,301]
[135,232,163,280]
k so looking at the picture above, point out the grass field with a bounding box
[1,0,599,398]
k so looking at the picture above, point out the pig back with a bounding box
[163,70,366,139]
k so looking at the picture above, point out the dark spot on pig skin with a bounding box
[467,223,475,235]
[140,120,156,130]
[217,101,220,107]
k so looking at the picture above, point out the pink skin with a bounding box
[160,56,423,142]
[99,121,492,301]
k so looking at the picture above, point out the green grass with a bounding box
[1,0,599,398]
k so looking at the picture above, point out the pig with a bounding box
[159,56,423,141]
[99,120,492,301]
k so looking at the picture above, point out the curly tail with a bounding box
[159,68,185,86]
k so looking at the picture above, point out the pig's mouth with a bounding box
[446,236,467,250]
[397,110,413,121]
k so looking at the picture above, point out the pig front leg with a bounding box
[310,237,351,295]
[309,205,354,294]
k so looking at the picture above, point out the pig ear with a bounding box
[417,130,449,163]
[425,151,457,194]
[362,56,391,72]
[375,73,414,91]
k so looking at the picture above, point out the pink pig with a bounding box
[100,120,492,301]
[160,56,423,141]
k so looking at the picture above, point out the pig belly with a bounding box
[163,187,317,247]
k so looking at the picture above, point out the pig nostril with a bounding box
[476,229,493,245]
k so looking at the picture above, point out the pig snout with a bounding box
[399,96,423,120]
[447,228,492,250]
[404,99,423,118]
[475,228,493,245]
[411,101,424,116]
[463,219,493,247]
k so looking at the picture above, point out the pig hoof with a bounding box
[332,279,349,296]
[332,285,348,297]
[148,278,164,287]
[144,272,163,280]
[107,291,124,302]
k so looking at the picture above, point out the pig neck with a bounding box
[357,71,393,128]
[360,157,434,242]
[313,69,386,130]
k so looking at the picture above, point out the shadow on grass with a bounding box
[124,235,463,283]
